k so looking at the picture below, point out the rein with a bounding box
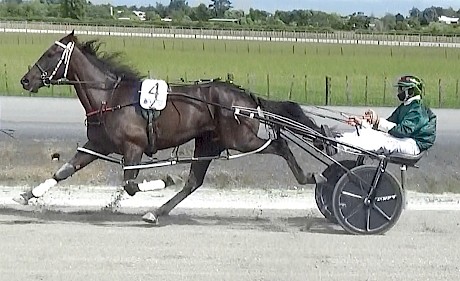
[49,78,118,90]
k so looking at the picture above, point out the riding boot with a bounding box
[12,190,35,205]
[321,125,338,156]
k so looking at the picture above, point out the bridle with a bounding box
[35,41,75,86]
[33,39,136,122]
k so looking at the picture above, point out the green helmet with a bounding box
[395,75,424,96]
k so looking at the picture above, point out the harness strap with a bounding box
[227,139,272,159]
[86,104,124,117]
[47,41,75,84]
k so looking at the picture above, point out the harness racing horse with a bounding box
[17,31,325,223]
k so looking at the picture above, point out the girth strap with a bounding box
[146,110,157,155]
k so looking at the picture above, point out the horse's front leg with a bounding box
[13,141,104,205]
[121,143,166,196]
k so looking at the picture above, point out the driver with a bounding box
[323,75,437,155]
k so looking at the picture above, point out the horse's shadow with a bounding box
[0,206,346,235]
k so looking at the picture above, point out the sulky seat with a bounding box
[386,151,426,166]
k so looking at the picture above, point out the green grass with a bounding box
[1,32,460,107]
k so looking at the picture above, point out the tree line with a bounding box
[1,0,460,34]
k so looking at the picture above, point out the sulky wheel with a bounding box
[332,165,404,235]
[315,160,360,223]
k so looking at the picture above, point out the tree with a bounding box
[168,0,189,13]
[85,4,112,19]
[249,8,269,24]
[381,13,396,30]
[145,10,160,21]
[61,0,87,19]
[421,7,439,25]
[209,0,232,18]
[409,7,421,19]
[347,13,370,30]
[155,3,168,18]
[190,3,211,21]
[395,13,404,23]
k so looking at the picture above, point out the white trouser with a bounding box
[336,127,420,155]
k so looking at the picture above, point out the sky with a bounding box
[105,0,460,17]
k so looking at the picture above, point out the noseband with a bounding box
[35,41,75,86]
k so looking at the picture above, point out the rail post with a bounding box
[289,75,295,100]
[304,75,308,103]
[325,76,331,105]
[383,76,387,105]
[3,64,9,95]
[365,75,369,106]
[438,78,442,108]
[456,79,459,105]
[266,73,270,99]
[346,75,351,105]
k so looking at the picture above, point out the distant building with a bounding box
[133,10,146,21]
[439,15,459,25]
[209,18,241,24]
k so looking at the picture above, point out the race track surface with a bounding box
[1,206,460,281]
[1,97,460,280]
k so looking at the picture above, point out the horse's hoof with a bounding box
[142,212,159,224]
[12,192,32,205]
[124,181,140,196]
[164,174,183,187]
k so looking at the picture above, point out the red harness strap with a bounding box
[85,102,123,117]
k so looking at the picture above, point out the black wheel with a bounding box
[332,165,404,235]
[315,160,359,223]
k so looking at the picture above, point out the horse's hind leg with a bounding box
[261,138,318,185]
[143,134,222,224]
[13,141,105,205]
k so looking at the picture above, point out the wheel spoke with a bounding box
[373,203,391,221]
[342,191,362,199]
[349,174,370,196]
[344,202,364,220]
[366,207,371,232]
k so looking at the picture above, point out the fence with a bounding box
[1,70,458,108]
[1,21,460,47]
[1,21,459,107]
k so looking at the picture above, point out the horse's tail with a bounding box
[255,97,322,134]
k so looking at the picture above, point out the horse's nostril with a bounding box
[21,78,29,85]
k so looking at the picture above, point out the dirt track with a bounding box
[1,186,460,281]
[1,205,460,281]
[2,97,460,280]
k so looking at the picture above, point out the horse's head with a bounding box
[21,31,77,93]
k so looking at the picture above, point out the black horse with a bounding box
[18,31,326,223]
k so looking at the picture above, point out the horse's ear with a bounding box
[70,30,75,36]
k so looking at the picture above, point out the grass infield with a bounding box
[1,33,460,107]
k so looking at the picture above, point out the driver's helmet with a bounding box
[395,75,424,96]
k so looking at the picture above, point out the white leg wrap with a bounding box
[31,178,58,197]
[138,180,165,192]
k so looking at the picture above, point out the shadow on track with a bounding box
[0,206,346,235]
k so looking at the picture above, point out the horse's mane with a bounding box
[77,39,143,81]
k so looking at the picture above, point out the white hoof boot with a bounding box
[12,191,34,205]
[142,212,159,224]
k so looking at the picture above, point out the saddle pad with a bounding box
[139,79,169,110]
